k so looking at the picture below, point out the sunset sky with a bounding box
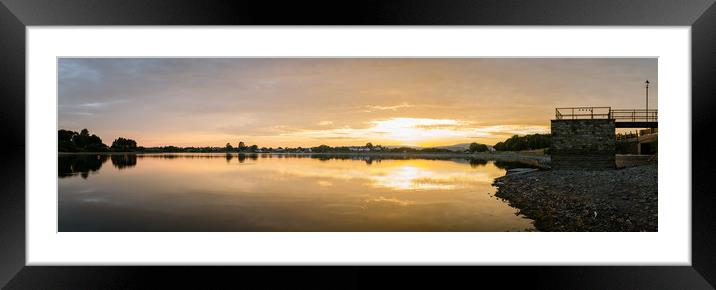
[58,58,657,147]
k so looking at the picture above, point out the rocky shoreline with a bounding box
[493,164,657,231]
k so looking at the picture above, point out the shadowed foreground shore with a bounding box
[493,163,657,232]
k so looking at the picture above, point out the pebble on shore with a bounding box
[493,164,657,232]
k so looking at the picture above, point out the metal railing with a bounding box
[555,107,612,120]
[555,107,657,122]
[611,109,658,122]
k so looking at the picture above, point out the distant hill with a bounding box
[385,143,492,152]
[383,145,423,149]
[434,143,494,152]
[433,143,472,152]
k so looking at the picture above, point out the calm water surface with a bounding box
[59,153,535,231]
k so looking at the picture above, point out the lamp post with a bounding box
[645,80,650,121]
[644,80,649,122]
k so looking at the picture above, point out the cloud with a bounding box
[66,112,96,116]
[472,125,550,137]
[362,102,414,112]
[365,196,416,206]
[77,99,131,109]
[59,99,131,112]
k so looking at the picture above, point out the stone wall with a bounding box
[550,119,616,170]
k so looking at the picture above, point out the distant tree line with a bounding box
[58,128,139,152]
[493,134,551,151]
[139,141,261,153]
[227,141,259,152]
[59,129,551,154]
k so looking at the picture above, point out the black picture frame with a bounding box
[1,0,715,288]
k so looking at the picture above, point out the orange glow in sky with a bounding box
[58,58,657,147]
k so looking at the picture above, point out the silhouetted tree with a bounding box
[366,142,373,149]
[58,129,79,152]
[238,141,247,152]
[58,129,108,152]
[111,137,138,152]
[249,145,258,152]
[86,134,108,152]
[312,144,332,153]
[226,143,233,152]
[58,129,76,142]
[469,142,489,153]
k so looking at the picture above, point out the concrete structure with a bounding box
[551,119,616,170]
[616,133,658,155]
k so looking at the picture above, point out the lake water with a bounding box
[58,153,536,231]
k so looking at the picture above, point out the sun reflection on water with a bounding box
[59,154,535,231]
[370,165,455,190]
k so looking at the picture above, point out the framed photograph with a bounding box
[2,0,715,288]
